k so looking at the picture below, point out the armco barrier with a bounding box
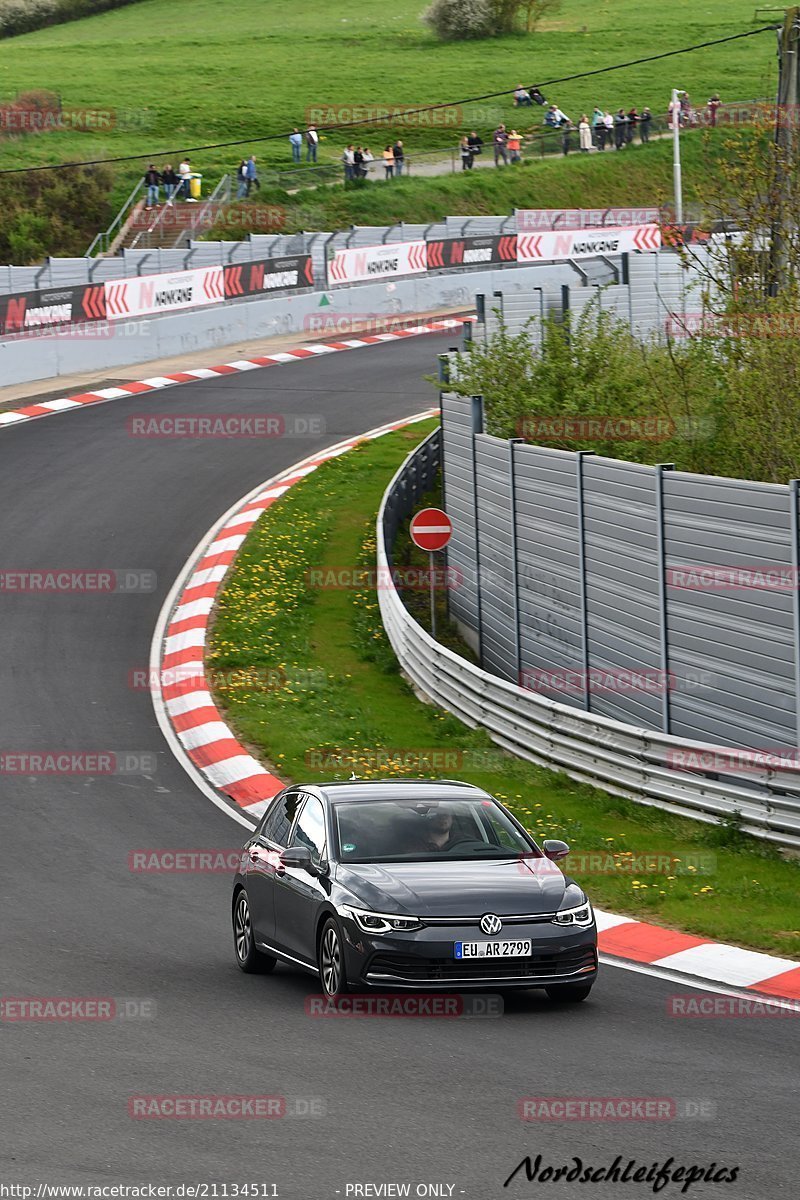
[378,432,800,850]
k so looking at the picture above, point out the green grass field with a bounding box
[0,0,779,208]
[207,423,800,959]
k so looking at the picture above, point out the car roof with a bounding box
[308,779,492,804]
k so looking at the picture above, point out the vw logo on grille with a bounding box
[480,913,502,936]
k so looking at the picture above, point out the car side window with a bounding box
[259,790,303,849]
[291,795,327,867]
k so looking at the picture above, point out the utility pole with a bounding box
[671,88,685,225]
[770,7,800,295]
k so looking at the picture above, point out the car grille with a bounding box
[367,946,597,983]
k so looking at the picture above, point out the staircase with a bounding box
[87,175,231,256]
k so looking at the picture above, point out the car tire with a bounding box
[318,918,350,998]
[233,890,277,974]
[545,982,593,1003]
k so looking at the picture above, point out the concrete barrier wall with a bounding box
[0,264,567,388]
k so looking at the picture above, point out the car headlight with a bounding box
[339,905,423,934]
[553,902,594,927]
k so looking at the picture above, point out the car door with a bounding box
[273,792,330,964]
[243,788,304,946]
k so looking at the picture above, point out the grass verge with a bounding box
[207,421,800,959]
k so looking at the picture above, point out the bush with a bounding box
[422,0,494,41]
[0,162,114,262]
[0,0,144,39]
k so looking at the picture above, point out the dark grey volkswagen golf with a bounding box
[232,779,598,1001]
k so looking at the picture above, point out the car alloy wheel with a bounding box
[319,919,349,997]
[233,891,276,974]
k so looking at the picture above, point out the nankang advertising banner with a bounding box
[328,241,427,286]
[0,283,107,336]
[426,235,517,269]
[516,224,661,262]
[104,266,225,320]
[223,255,314,298]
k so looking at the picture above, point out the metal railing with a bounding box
[377,432,800,850]
[86,178,144,257]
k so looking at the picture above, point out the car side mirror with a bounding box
[543,839,570,861]
[280,844,313,870]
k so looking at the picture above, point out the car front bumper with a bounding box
[340,917,598,991]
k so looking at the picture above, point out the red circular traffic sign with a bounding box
[410,507,452,552]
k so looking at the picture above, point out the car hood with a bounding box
[335,856,569,917]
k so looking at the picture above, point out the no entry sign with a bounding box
[410,508,452,552]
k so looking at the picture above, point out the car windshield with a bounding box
[332,797,538,863]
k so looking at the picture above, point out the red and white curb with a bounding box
[151,417,800,1005]
[151,409,437,815]
[0,318,464,431]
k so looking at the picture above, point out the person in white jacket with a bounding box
[579,115,592,152]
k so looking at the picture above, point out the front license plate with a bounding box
[454,940,532,959]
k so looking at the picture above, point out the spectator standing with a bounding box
[245,154,260,195]
[626,108,638,144]
[343,145,355,181]
[507,128,521,163]
[354,146,365,178]
[289,128,303,163]
[591,106,604,146]
[579,114,592,152]
[235,159,248,199]
[393,140,405,175]
[514,84,533,107]
[161,163,178,204]
[178,158,192,200]
[460,135,474,170]
[679,93,692,126]
[639,107,652,143]
[363,146,374,174]
[144,164,161,209]
[614,109,628,149]
[467,130,483,158]
[561,119,573,156]
[596,114,608,151]
[493,123,508,166]
[382,144,394,178]
[707,94,720,126]
[603,111,614,146]
[306,125,319,162]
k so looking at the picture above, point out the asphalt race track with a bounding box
[0,333,795,1200]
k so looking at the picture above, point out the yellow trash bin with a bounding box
[189,174,202,200]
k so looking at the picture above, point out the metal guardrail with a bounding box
[377,431,800,850]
